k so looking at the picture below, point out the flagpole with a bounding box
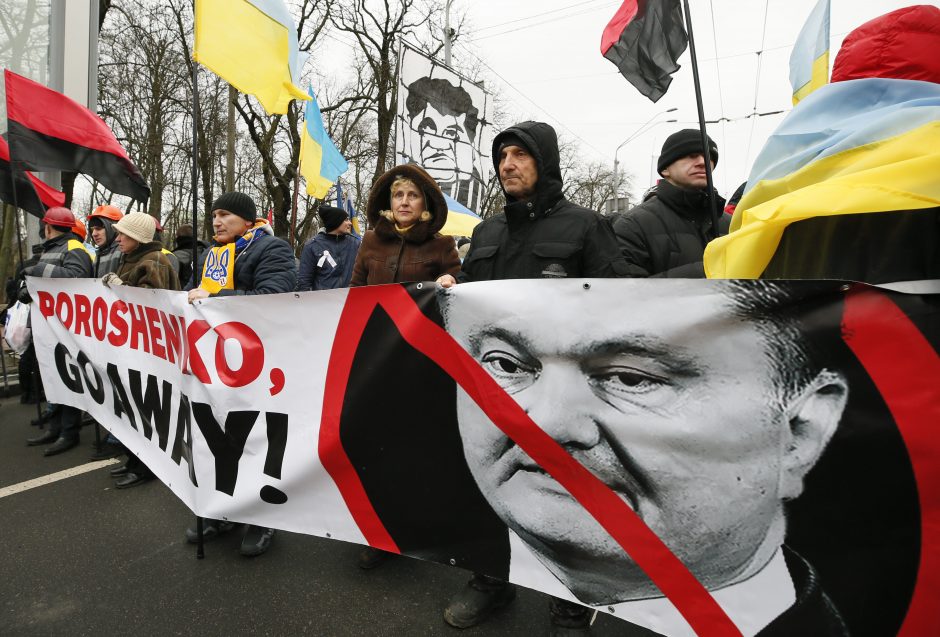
[6,151,44,423]
[7,181,26,271]
[190,53,205,561]
[681,0,720,238]
[291,168,299,249]
[5,149,28,270]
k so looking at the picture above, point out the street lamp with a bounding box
[612,108,678,213]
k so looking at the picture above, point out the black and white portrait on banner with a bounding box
[395,43,491,213]
[339,280,925,637]
[27,276,932,637]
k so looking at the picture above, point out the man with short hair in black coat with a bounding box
[613,129,729,277]
[441,121,627,284]
[438,121,627,635]
[186,191,297,557]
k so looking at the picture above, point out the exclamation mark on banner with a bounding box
[260,412,289,504]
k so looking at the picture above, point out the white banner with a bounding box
[24,277,940,637]
[395,42,492,214]
[26,278,359,540]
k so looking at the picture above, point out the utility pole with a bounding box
[444,0,454,66]
[612,108,677,213]
[226,84,236,191]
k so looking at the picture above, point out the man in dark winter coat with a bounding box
[189,193,296,299]
[187,191,297,557]
[437,121,626,634]
[440,121,626,284]
[613,129,729,277]
[23,206,94,456]
[172,224,208,289]
[297,205,360,291]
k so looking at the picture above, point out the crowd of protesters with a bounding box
[3,7,938,631]
[0,115,753,635]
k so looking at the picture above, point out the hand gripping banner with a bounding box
[26,277,939,637]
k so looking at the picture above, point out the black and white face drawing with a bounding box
[396,45,490,211]
[439,280,849,607]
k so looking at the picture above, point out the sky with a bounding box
[437,0,924,201]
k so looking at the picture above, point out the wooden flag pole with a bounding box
[681,0,721,239]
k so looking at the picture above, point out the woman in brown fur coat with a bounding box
[350,164,460,286]
[107,213,181,291]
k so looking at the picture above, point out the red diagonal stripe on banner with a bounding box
[841,286,940,637]
[320,286,742,637]
[318,290,401,555]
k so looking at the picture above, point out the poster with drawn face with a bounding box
[395,43,491,213]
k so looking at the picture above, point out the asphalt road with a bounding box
[0,398,653,636]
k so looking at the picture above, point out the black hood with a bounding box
[492,121,564,214]
[89,216,118,250]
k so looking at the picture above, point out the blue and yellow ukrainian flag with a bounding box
[704,78,940,279]
[194,0,309,115]
[789,0,830,105]
[300,87,348,200]
[440,193,482,237]
[335,182,362,238]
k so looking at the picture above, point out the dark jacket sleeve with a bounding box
[612,213,655,278]
[439,237,462,280]
[187,249,206,292]
[216,237,297,296]
[652,261,706,278]
[296,241,318,291]
[456,224,486,284]
[349,232,371,287]
[26,245,94,279]
[582,214,630,278]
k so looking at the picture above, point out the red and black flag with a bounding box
[0,135,65,217]
[4,69,150,203]
[601,0,689,102]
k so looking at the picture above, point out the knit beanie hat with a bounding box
[114,212,157,244]
[496,132,531,158]
[319,205,348,232]
[657,129,719,176]
[212,191,256,222]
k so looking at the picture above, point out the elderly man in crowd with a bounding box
[438,120,627,634]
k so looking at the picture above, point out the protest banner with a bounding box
[25,277,939,637]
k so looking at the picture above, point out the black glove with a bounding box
[17,282,32,304]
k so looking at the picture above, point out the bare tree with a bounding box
[99,3,189,219]
[332,0,440,182]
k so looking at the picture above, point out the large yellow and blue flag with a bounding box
[300,87,348,200]
[439,193,482,237]
[789,0,830,105]
[194,0,309,115]
[704,77,940,279]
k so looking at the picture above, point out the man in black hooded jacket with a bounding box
[438,121,626,634]
[612,129,729,277]
[440,121,626,284]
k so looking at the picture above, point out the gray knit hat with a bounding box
[212,192,257,222]
[114,212,156,244]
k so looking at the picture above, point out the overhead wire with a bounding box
[707,0,728,193]
[454,40,609,161]
[744,0,772,180]
[505,34,850,87]
[469,1,619,42]
[472,0,612,34]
